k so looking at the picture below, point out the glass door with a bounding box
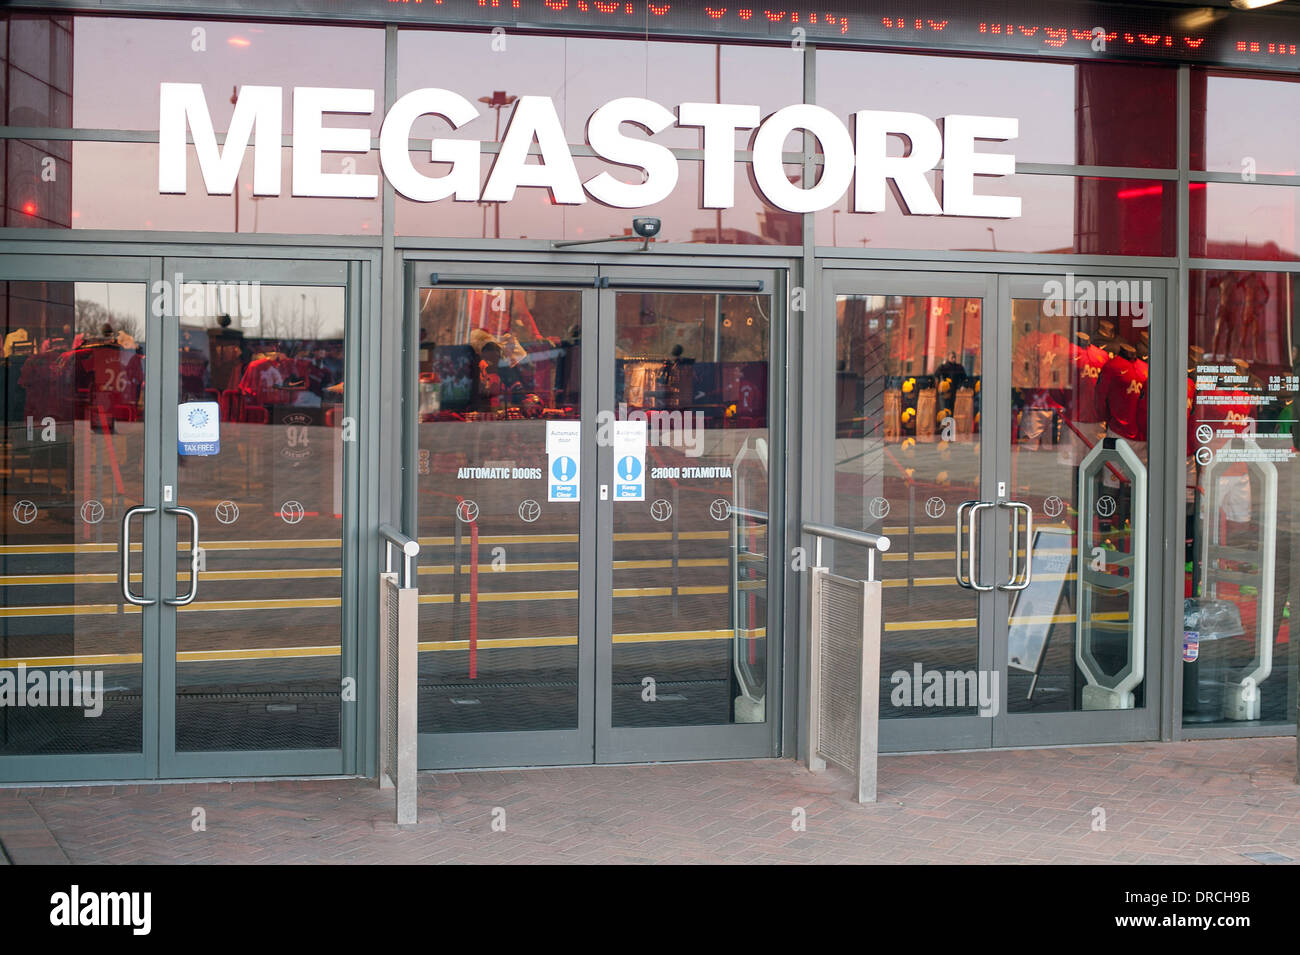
[824,271,998,751]
[823,269,1165,751]
[595,267,782,762]
[411,266,599,769]
[992,274,1165,746]
[409,262,783,767]
[156,258,354,778]
[0,254,160,782]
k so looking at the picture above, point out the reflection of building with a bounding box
[3,15,72,229]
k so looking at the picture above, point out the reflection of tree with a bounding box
[75,299,141,340]
[259,297,324,341]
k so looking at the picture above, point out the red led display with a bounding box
[83,0,1300,69]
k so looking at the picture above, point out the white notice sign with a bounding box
[613,420,647,502]
[546,420,580,502]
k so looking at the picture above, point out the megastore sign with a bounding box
[158,83,1022,219]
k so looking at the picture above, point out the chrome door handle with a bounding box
[999,500,1033,592]
[166,506,200,607]
[955,500,978,588]
[967,501,996,592]
[120,505,157,606]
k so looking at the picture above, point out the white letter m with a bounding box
[159,83,282,196]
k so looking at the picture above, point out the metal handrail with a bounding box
[803,521,891,582]
[379,523,420,589]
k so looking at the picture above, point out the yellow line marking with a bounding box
[0,645,341,668]
[886,611,1129,632]
[0,630,768,667]
[0,604,140,618]
[418,531,730,547]
[883,574,1078,588]
[0,568,341,586]
[177,645,339,663]
[418,585,730,605]
[416,629,763,652]
[0,652,144,667]
[0,539,341,556]
[177,597,340,613]
[416,558,728,575]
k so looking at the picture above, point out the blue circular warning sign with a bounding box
[617,455,642,481]
[552,456,577,482]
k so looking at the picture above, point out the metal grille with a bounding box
[816,572,865,773]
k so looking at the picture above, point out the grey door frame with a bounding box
[405,257,787,768]
[0,252,160,783]
[595,264,784,763]
[0,245,373,782]
[815,263,1174,752]
[992,273,1167,747]
[406,262,601,770]
[154,256,357,779]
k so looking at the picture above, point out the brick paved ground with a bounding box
[0,737,1296,864]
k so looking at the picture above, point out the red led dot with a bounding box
[21,201,37,216]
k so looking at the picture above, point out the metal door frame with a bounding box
[0,252,161,783]
[155,256,359,778]
[406,261,602,769]
[816,263,1174,752]
[817,268,998,752]
[594,264,784,764]
[992,273,1167,747]
[405,257,787,768]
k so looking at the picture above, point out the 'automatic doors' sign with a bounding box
[157,85,1021,218]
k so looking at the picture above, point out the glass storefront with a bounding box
[1184,269,1299,729]
[1,3,1298,781]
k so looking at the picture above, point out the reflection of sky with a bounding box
[73,18,386,132]
[73,282,345,341]
[1202,75,1300,176]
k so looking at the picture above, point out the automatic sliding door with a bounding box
[412,271,597,768]
[596,268,780,762]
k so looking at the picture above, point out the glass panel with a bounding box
[62,143,382,235]
[1006,284,1152,713]
[173,283,344,752]
[396,31,802,148]
[1190,182,1300,262]
[0,280,146,756]
[834,293,982,718]
[610,291,770,727]
[4,14,72,129]
[818,52,1176,168]
[395,158,802,246]
[1185,270,1299,728]
[416,286,583,734]
[1192,71,1300,175]
[71,17,385,133]
[816,176,1175,256]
